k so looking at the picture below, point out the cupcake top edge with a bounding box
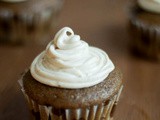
[30,27,115,89]
[138,0,160,14]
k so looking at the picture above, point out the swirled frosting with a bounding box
[138,0,160,14]
[1,0,26,2]
[31,27,115,89]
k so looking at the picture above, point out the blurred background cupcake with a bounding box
[128,0,160,61]
[0,0,64,45]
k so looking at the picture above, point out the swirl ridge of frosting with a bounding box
[31,27,115,89]
[138,0,160,14]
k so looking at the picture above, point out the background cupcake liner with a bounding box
[0,0,64,45]
[128,5,160,61]
[19,77,123,120]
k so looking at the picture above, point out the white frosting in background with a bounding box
[1,0,26,2]
[154,0,160,3]
[138,0,160,14]
[31,27,115,89]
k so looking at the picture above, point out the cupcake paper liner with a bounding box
[19,78,123,120]
[0,0,63,45]
[128,5,160,61]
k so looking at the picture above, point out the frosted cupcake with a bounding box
[0,0,64,44]
[128,0,160,61]
[19,27,123,120]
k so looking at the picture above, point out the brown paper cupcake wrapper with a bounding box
[128,5,160,61]
[19,77,123,120]
[0,0,63,45]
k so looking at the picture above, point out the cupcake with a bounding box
[0,0,64,45]
[19,27,123,120]
[128,0,160,61]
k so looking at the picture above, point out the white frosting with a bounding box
[31,27,115,89]
[1,0,26,2]
[138,0,160,14]
[154,0,160,3]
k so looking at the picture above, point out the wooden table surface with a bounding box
[0,0,160,120]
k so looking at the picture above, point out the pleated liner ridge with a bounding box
[21,85,123,120]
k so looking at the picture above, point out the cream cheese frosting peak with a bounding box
[138,0,160,14]
[30,27,115,89]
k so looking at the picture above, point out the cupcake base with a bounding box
[0,0,64,45]
[20,82,123,120]
[128,4,160,61]
[19,68,123,120]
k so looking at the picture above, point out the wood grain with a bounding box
[0,0,160,120]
